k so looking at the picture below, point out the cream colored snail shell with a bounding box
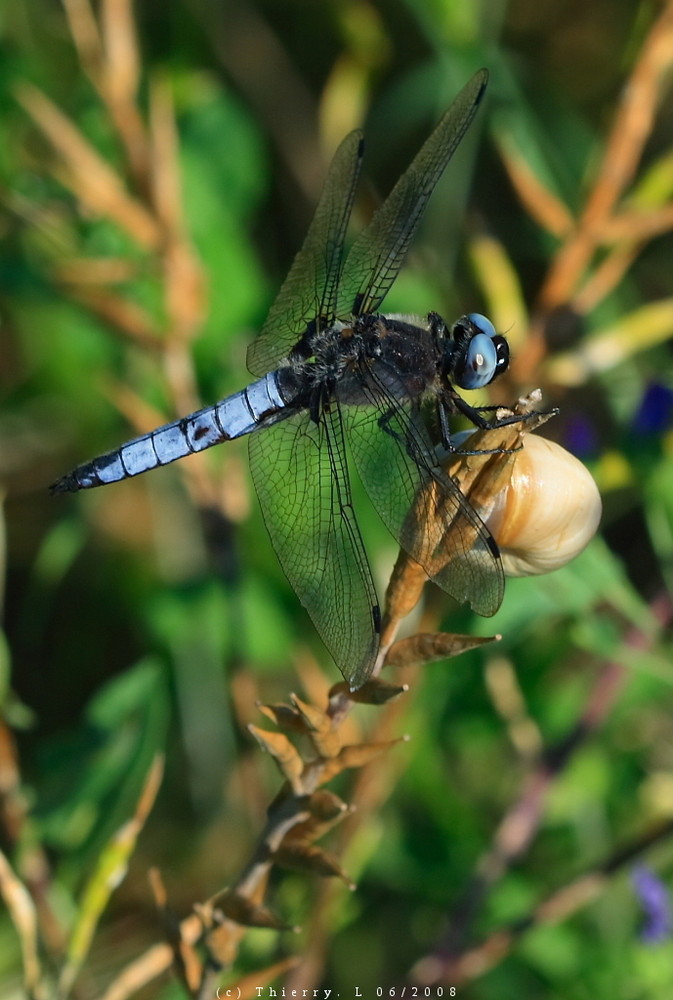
[479,434,602,577]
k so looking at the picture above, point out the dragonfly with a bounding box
[52,68,513,689]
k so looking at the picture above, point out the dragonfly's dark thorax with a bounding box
[276,315,438,414]
[339,314,439,404]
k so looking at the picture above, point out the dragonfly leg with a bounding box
[442,397,555,456]
[455,401,559,424]
[437,396,453,450]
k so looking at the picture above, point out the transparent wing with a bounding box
[341,358,503,616]
[247,130,364,377]
[337,69,488,319]
[248,407,379,688]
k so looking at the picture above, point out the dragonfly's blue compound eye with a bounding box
[454,313,509,389]
[459,333,498,389]
[466,312,497,339]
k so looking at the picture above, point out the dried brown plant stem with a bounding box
[493,134,574,240]
[499,0,673,385]
[98,399,541,997]
[0,718,68,964]
[63,0,152,196]
[540,0,673,310]
[22,1,231,524]
[99,677,408,996]
[16,82,161,250]
[98,924,202,1000]
[284,404,549,992]
[148,76,207,415]
[0,849,42,998]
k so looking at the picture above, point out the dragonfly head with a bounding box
[446,313,509,390]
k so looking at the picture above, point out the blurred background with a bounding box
[3,0,673,996]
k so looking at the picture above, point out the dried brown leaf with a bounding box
[305,790,349,823]
[204,921,246,969]
[384,632,499,669]
[149,868,202,993]
[97,914,204,1000]
[16,83,161,248]
[582,8,673,228]
[539,3,673,311]
[256,702,307,733]
[149,77,182,234]
[98,379,167,441]
[212,889,294,931]
[329,678,409,704]
[446,399,551,493]
[289,694,328,733]
[574,243,639,314]
[100,0,152,190]
[318,738,406,783]
[191,903,247,970]
[281,791,350,845]
[291,694,341,758]
[62,0,104,82]
[484,656,543,760]
[248,725,304,792]
[149,78,207,345]
[64,285,163,350]
[0,850,41,996]
[232,957,301,1000]
[274,843,355,889]
[494,131,574,239]
[52,257,145,286]
[381,395,550,650]
[102,0,141,107]
[381,552,429,642]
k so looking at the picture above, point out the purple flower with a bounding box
[632,865,673,943]
[632,383,673,435]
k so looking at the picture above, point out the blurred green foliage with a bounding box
[2,0,673,996]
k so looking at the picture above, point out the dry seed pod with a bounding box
[478,434,601,577]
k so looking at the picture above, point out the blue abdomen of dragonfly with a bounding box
[51,373,288,493]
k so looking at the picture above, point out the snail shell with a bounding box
[478,434,602,577]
